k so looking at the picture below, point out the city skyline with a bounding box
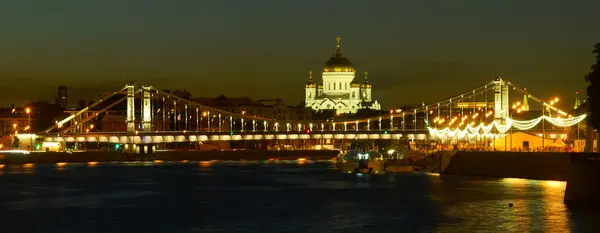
[1,1,599,109]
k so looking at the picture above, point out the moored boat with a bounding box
[336,150,385,174]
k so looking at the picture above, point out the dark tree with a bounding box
[585,42,600,130]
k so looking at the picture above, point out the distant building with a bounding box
[26,101,68,132]
[0,107,29,135]
[54,85,68,109]
[304,36,381,114]
[193,95,312,121]
[163,89,192,100]
[99,114,127,132]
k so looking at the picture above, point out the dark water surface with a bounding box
[0,160,599,232]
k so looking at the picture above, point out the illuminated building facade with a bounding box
[305,36,381,114]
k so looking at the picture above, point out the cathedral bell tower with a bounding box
[305,70,316,107]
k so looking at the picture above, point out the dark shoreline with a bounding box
[0,150,340,165]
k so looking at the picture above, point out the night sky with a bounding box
[1,0,599,109]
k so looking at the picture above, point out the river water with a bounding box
[0,160,598,232]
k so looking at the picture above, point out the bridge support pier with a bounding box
[565,153,600,204]
[126,83,136,133]
[142,85,152,131]
[493,77,509,121]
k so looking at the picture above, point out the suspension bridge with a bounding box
[31,77,586,153]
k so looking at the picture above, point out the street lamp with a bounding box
[542,96,559,151]
[25,107,32,151]
[509,104,525,151]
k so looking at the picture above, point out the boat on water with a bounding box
[336,142,386,174]
[336,150,385,174]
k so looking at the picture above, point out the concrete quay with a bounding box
[439,151,600,204]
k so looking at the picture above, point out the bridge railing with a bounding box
[41,129,429,137]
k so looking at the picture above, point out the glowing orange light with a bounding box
[23,163,34,168]
[153,160,163,163]
[199,161,213,167]
[56,162,67,167]
[88,161,98,166]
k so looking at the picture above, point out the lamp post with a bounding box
[25,107,32,151]
[508,100,529,151]
[542,97,559,151]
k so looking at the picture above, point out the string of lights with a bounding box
[428,114,586,139]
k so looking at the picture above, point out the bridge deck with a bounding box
[40,130,429,143]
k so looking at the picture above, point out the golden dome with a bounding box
[323,36,355,73]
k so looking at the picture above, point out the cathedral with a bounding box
[305,36,381,114]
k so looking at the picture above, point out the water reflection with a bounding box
[0,162,594,232]
[433,176,573,232]
[540,180,570,232]
[56,162,68,171]
[198,160,214,168]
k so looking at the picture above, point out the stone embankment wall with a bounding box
[442,152,571,181]
[564,153,600,204]
[0,150,340,165]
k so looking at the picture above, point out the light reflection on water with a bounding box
[0,161,597,232]
[433,177,571,232]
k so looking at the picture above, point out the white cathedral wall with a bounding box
[350,87,360,100]
[322,72,354,95]
[303,75,378,114]
[364,88,372,101]
[305,88,316,102]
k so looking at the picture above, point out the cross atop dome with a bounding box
[324,36,354,72]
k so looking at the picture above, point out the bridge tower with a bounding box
[126,83,136,133]
[142,85,152,131]
[493,77,509,122]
